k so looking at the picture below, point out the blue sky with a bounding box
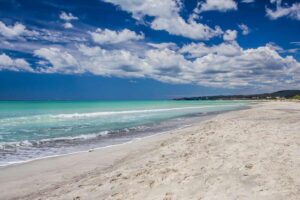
[0,0,300,100]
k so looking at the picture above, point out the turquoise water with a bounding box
[0,100,248,165]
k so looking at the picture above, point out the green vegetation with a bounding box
[174,90,300,101]
[291,95,300,100]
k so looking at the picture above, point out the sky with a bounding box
[0,0,300,100]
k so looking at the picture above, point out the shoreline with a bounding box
[0,106,248,168]
[0,123,193,168]
[1,101,299,200]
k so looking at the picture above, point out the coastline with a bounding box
[0,104,247,167]
[0,122,194,168]
[0,101,299,200]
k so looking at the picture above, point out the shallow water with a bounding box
[0,100,249,166]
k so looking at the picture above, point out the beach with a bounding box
[0,101,299,200]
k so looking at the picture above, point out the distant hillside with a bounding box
[174,90,300,100]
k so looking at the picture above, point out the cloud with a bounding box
[0,21,37,39]
[103,0,181,20]
[63,22,73,29]
[0,21,25,38]
[0,53,33,72]
[241,0,255,3]
[59,12,78,21]
[30,40,300,90]
[285,48,300,54]
[177,43,300,88]
[179,41,242,58]
[77,44,150,78]
[238,24,250,35]
[291,41,300,46]
[1,0,299,92]
[89,28,144,44]
[267,42,300,54]
[147,42,178,50]
[59,12,78,29]
[34,47,81,73]
[223,29,237,41]
[266,0,300,20]
[199,0,238,12]
[151,16,223,40]
[266,42,284,51]
[102,0,223,40]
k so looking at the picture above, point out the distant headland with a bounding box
[174,90,300,100]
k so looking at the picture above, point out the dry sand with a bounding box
[0,101,299,200]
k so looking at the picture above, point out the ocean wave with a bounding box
[0,131,108,150]
[0,125,148,151]
[0,104,237,122]
[49,105,224,119]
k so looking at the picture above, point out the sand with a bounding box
[0,101,299,200]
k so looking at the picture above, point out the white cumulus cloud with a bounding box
[89,28,144,44]
[238,24,250,35]
[199,0,238,12]
[59,12,78,29]
[59,12,78,21]
[102,0,223,40]
[0,21,37,39]
[223,29,237,41]
[179,41,242,58]
[150,16,223,40]
[63,22,73,29]
[34,47,81,73]
[147,42,178,50]
[30,40,300,90]
[266,0,300,20]
[0,53,33,72]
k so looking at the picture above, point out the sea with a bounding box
[0,100,249,166]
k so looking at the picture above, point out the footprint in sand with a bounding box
[149,180,155,188]
[163,192,173,200]
[245,164,253,169]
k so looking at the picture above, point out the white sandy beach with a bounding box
[0,101,299,200]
